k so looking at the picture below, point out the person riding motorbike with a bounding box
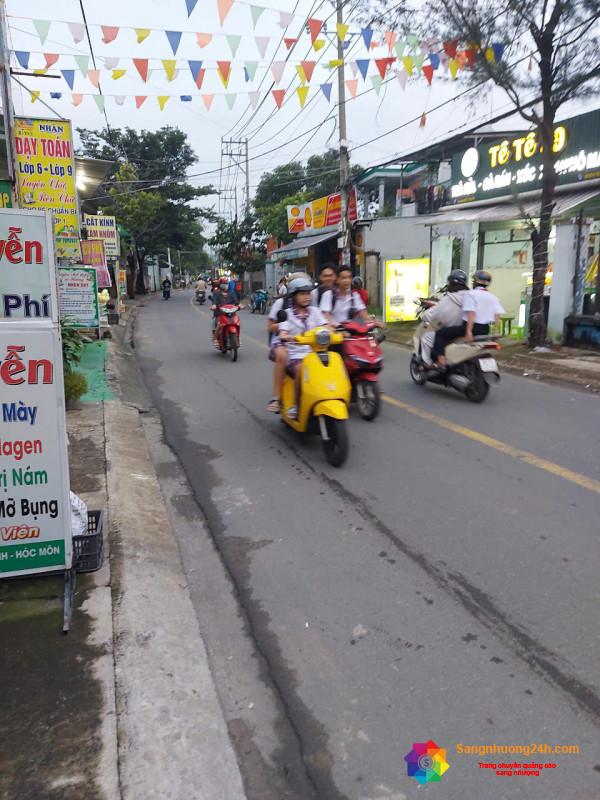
[419,270,469,367]
[310,263,337,307]
[212,278,237,342]
[432,270,505,367]
[320,265,370,325]
[352,275,369,307]
[269,278,329,419]
[196,275,207,293]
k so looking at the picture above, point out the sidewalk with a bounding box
[0,309,247,800]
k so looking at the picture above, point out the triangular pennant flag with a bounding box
[308,19,323,43]
[370,75,383,95]
[217,0,234,25]
[485,47,495,63]
[112,69,127,80]
[67,22,85,44]
[422,64,434,85]
[361,28,373,50]
[133,59,149,82]
[162,60,177,81]
[356,59,369,80]
[101,26,119,44]
[279,11,294,28]
[336,23,349,41]
[244,61,258,81]
[188,60,203,82]
[87,69,100,87]
[30,90,41,103]
[345,79,358,98]
[272,89,285,108]
[396,70,408,90]
[202,94,214,110]
[114,95,126,106]
[74,54,89,76]
[180,95,192,101]
[395,40,406,59]
[248,91,259,109]
[443,39,458,57]
[370,40,379,50]
[428,52,440,70]
[402,56,414,75]
[33,20,51,45]
[250,5,265,28]
[284,37,298,50]
[464,48,476,67]
[72,93,83,106]
[313,39,325,52]
[456,51,468,69]
[185,0,198,16]
[226,35,242,57]
[135,96,147,108]
[492,42,505,62]
[225,94,236,110]
[255,36,269,58]
[350,62,358,78]
[33,68,48,76]
[296,64,307,84]
[94,95,105,113]
[271,61,285,84]
[135,28,151,44]
[61,69,75,89]
[320,83,332,102]
[158,96,170,111]
[449,57,459,78]
[413,53,425,70]
[15,51,30,69]
[384,31,397,53]
[375,58,393,79]
[196,32,212,47]
[419,112,427,128]
[328,59,343,68]
[407,34,419,48]
[166,31,183,55]
[217,61,232,88]
[44,53,59,69]
[104,57,119,69]
[296,86,309,108]
[50,92,62,99]
[300,61,316,82]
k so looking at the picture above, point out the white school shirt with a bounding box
[320,289,366,325]
[462,287,505,324]
[279,306,327,361]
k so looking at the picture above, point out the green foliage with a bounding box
[255,191,309,245]
[210,214,266,273]
[64,370,88,404]
[60,320,89,374]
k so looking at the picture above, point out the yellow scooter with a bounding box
[280,327,351,467]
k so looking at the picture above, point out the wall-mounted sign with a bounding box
[384,259,429,322]
[80,239,112,288]
[83,213,119,258]
[450,107,600,204]
[287,188,358,234]
[0,209,56,322]
[0,180,12,208]
[14,117,81,260]
[58,266,99,328]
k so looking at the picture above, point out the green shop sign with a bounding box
[450,107,600,204]
[0,179,12,207]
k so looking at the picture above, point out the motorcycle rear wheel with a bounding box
[463,362,489,403]
[410,355,426,385]
[321,417,348,467]
[228,332,238,362]
[356,381,380,420]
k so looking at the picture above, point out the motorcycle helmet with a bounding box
[447,269,468,291]
[287,277,313,296]
[473,270,492,287]
[352,276,363,288]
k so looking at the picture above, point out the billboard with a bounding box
[14,117,80,260]
[287,188,358,234]
[385,259,429,322]
[83,213,119,258]
[58,266,99,328]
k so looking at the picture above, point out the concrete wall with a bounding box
[363,216,431,266]
[548,222,578,340]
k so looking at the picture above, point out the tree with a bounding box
[210,214,266,274]
[357,0,600,347]
[253,161,305,208]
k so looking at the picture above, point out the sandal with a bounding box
[266,398,281,413]
[286,405,298,420]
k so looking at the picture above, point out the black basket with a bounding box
[73,510,104,573]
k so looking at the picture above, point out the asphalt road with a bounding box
[134,289,600,800]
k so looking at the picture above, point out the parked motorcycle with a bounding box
[410,316,500,403]
[250,289,268,314]
[280,327,351,467]
[195,289,206,304]
[339,319,385,420]
[213,304,241,362]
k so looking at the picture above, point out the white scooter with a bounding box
[410,301,501,403]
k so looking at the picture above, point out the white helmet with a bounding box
[287,277,313,296]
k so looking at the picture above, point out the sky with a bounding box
[8,0,597,222]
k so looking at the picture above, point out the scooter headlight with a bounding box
[316,329,331,347]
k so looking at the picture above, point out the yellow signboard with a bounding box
[385,259,429,322]
[15,117,81,260]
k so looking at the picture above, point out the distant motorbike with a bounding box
[162,285,171,300]
[250,289,269,314]
[213,304,241,362]
[196,289,206,304]
[339,319,385,420]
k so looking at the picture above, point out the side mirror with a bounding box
[276,309,288,323]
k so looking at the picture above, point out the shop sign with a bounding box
[14,117,81,260]
[81,239,112,288]
[58,266,99,328]
[287,188,358,233]
[0,208,57,322]
[450,107,600,204]
[0,180,12,208]
[384,259,429,322]
[0,324,72,576]
[83,213,119,258]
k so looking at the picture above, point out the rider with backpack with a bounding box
[320,264,370,325]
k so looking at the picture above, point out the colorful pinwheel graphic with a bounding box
[404,740,450,784]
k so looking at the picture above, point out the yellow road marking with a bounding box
[188,295,600,495]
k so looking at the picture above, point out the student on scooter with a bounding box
[420,270,469,367]
[320,265,369,324]
[212,278,237,342]
[432,270,504,367]
[267,278,328,418]
[310,263,337,307]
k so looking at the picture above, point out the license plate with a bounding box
[479,357,498,372]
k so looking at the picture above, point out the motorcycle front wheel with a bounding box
[228,332,238,362]
[409,355,426,385]
[356,381,380,420]
[321,417,348,467]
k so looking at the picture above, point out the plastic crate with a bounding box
[73,510,104,573]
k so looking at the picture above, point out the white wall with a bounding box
[363,216,431,265]
[548,222,578,340]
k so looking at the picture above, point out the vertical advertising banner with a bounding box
[385,259,430,322]
[14,117,81,260]
[81,239,112,288]
[0,324,72,576]
[58,267,99,328]
[83,214,119,258]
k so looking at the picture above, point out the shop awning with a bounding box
[269,230,339,260]
[418,188,600,226]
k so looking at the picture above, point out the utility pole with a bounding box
[336,0,351,265]
[0,0,19,206]
[220,137,250,221]
[244,138,250,216]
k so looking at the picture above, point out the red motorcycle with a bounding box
[339,319,385,420]
[213,304,241,362]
